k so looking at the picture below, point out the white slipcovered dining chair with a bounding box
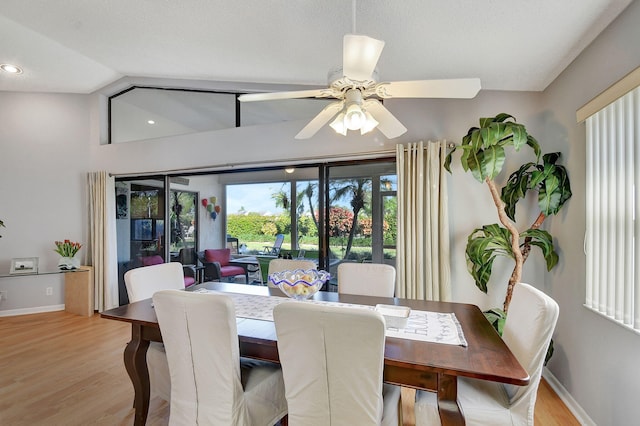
[153,290,288,426]
[337,262,396,297]
[273,301,401,426]
[267,258,317,289]
[124,262,186,402]
[414,283,559,425]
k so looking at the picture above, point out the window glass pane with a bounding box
[382,194,397,262]
[328,175,373,265]
[240,98,334,126]
[226,182,291,254]
[110,87,236,143]
[381,174,397,191]
[169,190,198,252]
[296,180,320,255]
[128,182,166,260]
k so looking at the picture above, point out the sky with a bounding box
[226,182,288,215]
[226,176,397,216]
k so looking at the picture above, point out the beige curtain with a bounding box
[396,141,451,301]
[87,171,119,312]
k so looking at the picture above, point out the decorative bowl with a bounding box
[268,269,330,300]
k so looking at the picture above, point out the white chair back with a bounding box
[124,262,184,302]
[414,282,559,426]
[337,262,396,297]
[274,302,387,426]
[267,258,317,288]
[503,283,560,417]
[124,262,187,403]
[152,290,249,425]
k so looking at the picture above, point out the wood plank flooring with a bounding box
[0,311,579,425]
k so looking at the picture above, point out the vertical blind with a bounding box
[585,86,640,331]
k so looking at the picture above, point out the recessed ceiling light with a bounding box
[0,64,23,74]
[147,120,155,125]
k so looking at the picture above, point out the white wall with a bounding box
[0,92,90,314]
[540,2,640,425]
[0,3,638,421]
[180,174,223,250]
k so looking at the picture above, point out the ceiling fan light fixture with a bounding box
[344,103,366,130]
[330,112,348,135]
[360,110,379,135]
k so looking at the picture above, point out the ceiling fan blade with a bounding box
[295,101,344,139]
[238,89,331,102]
[343,34,385,81]
[364,100,407,139]
[375,78,481,99]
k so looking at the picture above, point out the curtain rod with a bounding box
[109,148,398,178]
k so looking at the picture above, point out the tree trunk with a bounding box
[521,211,546,262]
[344,206,361,259]
[485,178,523,313]
[505,211,547,311]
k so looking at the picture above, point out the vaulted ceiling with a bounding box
[0,0,632,94]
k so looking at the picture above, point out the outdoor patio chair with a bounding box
[261,233,284,256]
[197,249,249,283]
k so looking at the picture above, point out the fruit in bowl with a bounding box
[268,269,330,300]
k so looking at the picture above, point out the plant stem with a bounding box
[521,211,546,262]
[485,178,523,313]
[506,212,547,308]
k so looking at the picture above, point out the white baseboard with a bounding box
[542,368,594,425]
[0,304,65,317]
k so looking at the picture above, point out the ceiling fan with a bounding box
[239,11,480,140]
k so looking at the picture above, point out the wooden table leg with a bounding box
[124,323,151,426]
[437,373,465,425]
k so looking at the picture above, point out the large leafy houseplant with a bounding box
[445,113,572,335]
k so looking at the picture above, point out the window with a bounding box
[585,85,640,331]
[223,161,397,288]
[108,85,333,144]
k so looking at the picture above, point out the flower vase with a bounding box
[58,256,81,270]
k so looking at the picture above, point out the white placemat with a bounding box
[193,289,467,347]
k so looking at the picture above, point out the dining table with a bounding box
[100,282,529,426]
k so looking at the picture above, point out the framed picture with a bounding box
[10,257,39,274]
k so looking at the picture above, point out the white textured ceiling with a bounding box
[0,0,632,94]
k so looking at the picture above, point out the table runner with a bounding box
[193,289,467,347]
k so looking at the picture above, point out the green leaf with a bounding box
[510,123,528,150]
[470,129,483,151]
[538,174,561,214]
[480,145,506,180]
[459,145,472,173]
[444,149,454,173]
[485,123,509,147]
[484,308,506,335]
[467,149,485,182]
[542,152,560,164]
[479,116,494,128]
[501,162,537,220]
[527,135,542,160]
[521,229,559,270]
[531,153,573,215]
[466,225,515,292]
[493,113,515,123]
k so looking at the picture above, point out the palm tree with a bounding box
[330,178,371,259]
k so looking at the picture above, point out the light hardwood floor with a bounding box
[0,311,579,425]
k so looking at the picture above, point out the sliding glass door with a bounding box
[325,162,397,283]
[115,177,201,304]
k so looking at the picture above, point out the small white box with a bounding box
[375,304,411,329]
